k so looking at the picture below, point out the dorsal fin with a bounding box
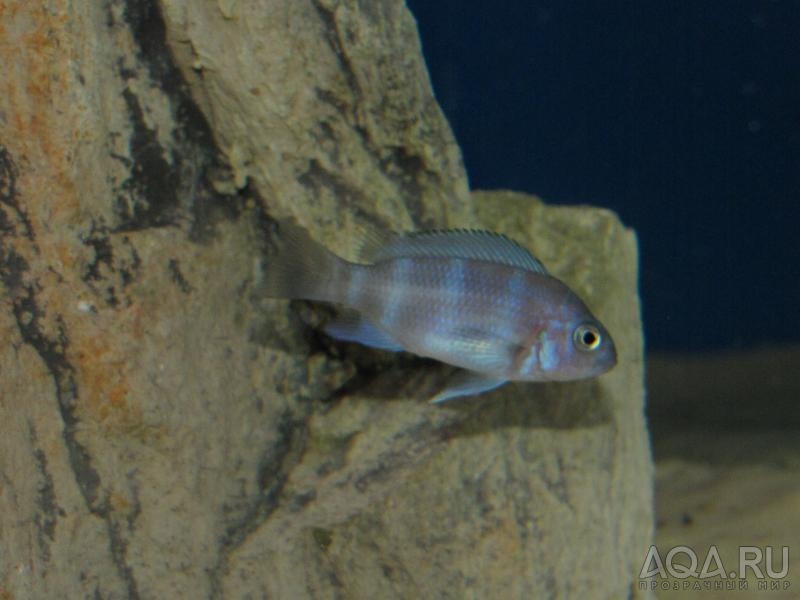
[369,229,548,274]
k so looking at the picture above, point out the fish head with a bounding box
[517,282,617,381]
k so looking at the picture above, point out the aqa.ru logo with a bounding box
[638,545,791,593]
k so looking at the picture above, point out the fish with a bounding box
[265,222,617,403]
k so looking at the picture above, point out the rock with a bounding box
[159,0,473,240]
[0,2,651,598]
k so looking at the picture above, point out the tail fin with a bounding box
[264,221,345,302]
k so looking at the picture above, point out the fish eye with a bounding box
[573,324,601,351]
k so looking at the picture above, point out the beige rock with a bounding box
[0,2,651,598]
[159,0,473,241]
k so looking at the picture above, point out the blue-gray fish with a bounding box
[266,223,617,403]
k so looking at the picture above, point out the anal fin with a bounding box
[429,371,507,404]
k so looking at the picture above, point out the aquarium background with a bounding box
[406,0,799,353]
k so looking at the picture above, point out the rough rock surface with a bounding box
[0,1,652,598]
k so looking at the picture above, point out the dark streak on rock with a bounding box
[310,0,403,222]
[309,4,434,230]
[116,88,181,230]
[0,145,133,595]
[117,0,246,241]
[105,6,289,593]
[315,432,357,477]
[80,221,143,308]
[167,258,192,293]
[106,515,140,599]
[82,222,114,283]
[311,527,333,553]
[87,470,142,599]
[314,88,348,116]
[312,1,362,103]
[0,146,34,240]
[324,361,385,401]
[29,423,59,563]
[118,236,141,288]
[109,149,133,169]
[289,489,317,513]
[1,253,103,504]
[353,459,392,493]
[298,158,363,208]
[186,173,246,244]
[351,418,444,493]
[121,0,181,97]
[298,159,392,239]
[0,151,103,512]
[81,221,119,303]
[461,470,493,520]
[257,413,308,504]
[548,454,573,510]
[0,278,100,508]
[378,146,429,229]
[320,349,434,402]
[125,472,143,532]
[208,410,309,598]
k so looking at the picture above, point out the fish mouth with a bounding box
[606,335,618,368]
[589,338,617,377]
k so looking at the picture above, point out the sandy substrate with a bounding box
[645,348,800,599]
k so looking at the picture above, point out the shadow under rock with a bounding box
[436,378,615,438]
[333,358,614,437]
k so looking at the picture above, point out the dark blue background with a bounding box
[406,1,799,352]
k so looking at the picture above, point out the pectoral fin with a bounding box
[324,313,404,352]
[429,371,507,404]
[443,326,521,374]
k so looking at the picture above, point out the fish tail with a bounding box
[264,221,349,303]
